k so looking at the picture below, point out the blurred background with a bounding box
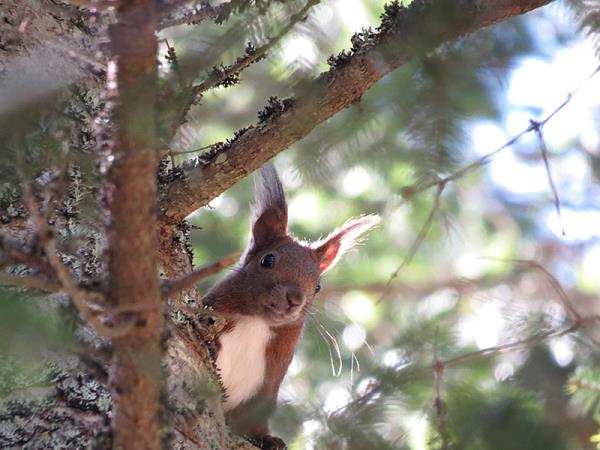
[162,0,600,448]
[1,0,600,449]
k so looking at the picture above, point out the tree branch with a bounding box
[377,181,445,304]
[17,178,127,338]
[0,237,55,277]
[161,0,553,224]
[0,273,62,292]
[158,0,234,30]
[157,0,320,148]
[107,1,163,449]
[442,315,600,368]
[398,63,600,200]
[191,0,320,97]
[161,252,239,300]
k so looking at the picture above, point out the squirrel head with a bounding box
[203,164,380,327]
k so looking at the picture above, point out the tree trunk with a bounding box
[107,1,163,449]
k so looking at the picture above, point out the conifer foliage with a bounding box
[1,1,599,449]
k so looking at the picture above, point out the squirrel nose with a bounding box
[286,288,303,307]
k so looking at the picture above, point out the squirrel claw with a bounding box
[262,435,286,450]
[249,434,287,450]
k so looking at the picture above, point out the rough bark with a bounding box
[161,0,553,225]
[0,0,556,449]
[0,353,113,449]
[106,1,163,449]
[0,2,250,447]
[0,0,105,114]
[0,4,112,448]
[158,226,254,449]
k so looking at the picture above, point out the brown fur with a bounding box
[202,164,379,449]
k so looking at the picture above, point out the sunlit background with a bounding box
[159,0,600,448]
[3,0,598,449]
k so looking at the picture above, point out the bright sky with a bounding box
[456,20,600,403]
[470,40,600,238]
[281,0,600,249]
[280,3,599,447]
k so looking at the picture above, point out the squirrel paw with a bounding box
[249,434,287,450]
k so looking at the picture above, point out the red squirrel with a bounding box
[202,164,379,450]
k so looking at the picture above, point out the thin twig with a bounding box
[45,40,107,72]
[190,0,320,99]
[0,273,62,292]
[160,252,239,300]
[377,182,445,304]
[531,121,565,235]
[516,259,582,321]
[443,315,599,368]
[158,1,233,31]
[481,258,582,321]
[0,239,55,277]
[401,64,600,200]
[401,130,529,199]
[0,271,106,304]
[0,234,108,303]
[432,327,449,449]
[20,178,132,338]
[161,142,218,158]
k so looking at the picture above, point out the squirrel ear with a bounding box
[250,163,288,248]
[312,215,380,273]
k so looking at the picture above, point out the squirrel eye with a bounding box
[260,253,277,269]
[315,283,321,294]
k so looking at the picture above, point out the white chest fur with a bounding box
[216,317,273,411]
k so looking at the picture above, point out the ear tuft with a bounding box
[249,163,288,249]
[312,214,380,273]
[252,163,287,224]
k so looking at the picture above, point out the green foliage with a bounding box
[443,385,567,450]
[0,288,77,397]
[568,366,600,448]
[2,0,600,448]
[184,2,600,449]
[568,366,600,417]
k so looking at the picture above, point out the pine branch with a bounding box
[330,260,599,446]
[158,0,320,144]
[374,60,598,299]
[160,0,553,225]
[400,64,600,200]
[442,314,600,368]
[158,1,235,30]
[192,0,319,96]
[0,237,55,278]
[160,252,239,300]
[18,177,128,338]
[531,120,565,235]
[565,0,600,53]
[0,273,62,292]
[377,182,445,304]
